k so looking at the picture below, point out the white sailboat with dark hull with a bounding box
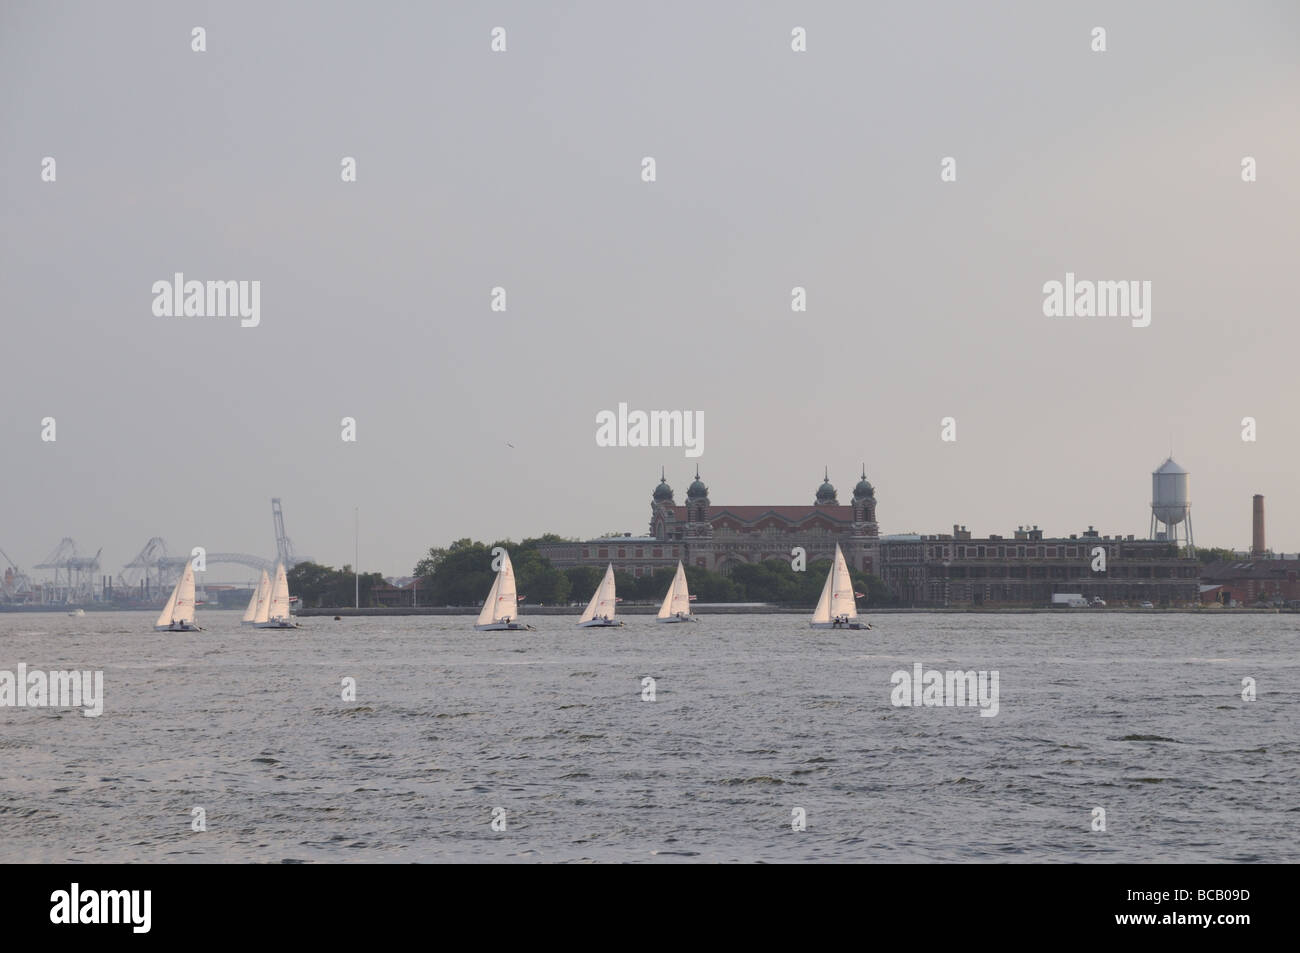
[475,550,535,631]
[154,560,202,632]
[256,562,302,629]
[241,569,271,626]
[657,561,697,623]
[810,543,871,630]
[577,563,623,627]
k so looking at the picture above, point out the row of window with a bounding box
[583,547,681,560]
[942,565,1187,579]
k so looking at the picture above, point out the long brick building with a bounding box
[537,471,1205,607]
[878,525,1201,607]
[536,468,881,578]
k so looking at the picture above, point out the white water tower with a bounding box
[1150,457,1194,552]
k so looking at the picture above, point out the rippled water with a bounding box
[1,611,1296,863]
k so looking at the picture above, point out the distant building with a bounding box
[537,471,1215,607]
[878,525,1200,607]
[537,468,881,577]
[1199,557,1300,606]
[371,577,421,607]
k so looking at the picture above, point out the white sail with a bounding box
[242,570,269,624]
[175,562,196,624]
[154,578,180,629]
[579,564,617,624]
[657,561,691,620]
[253,569,272,624]
[829,545,857,621]
[811,566,833,625]
[476,550,518,628]
[156,562,196,629]
[266,563,291,622]
[811,544,857,626]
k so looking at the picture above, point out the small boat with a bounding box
[67,608,85,617]
[256,563,303,629]
[475,549,535,631]
[657,561,697,623]
[577,563,624,627]
[810,543,871,630]
[155,560,203,631]
[241,569,271,626]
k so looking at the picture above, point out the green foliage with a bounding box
[417,538,896,610]
[287,561,386,607]
[415,537,571,606]
[1189,546,1237,565]
[564,565,605,603]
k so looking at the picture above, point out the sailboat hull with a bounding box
[810,621,872,630]
[657,615,696,624]
[475,622,536,631]
[577,619,624,628]
[155,623,202,632]
[256,619,302,629]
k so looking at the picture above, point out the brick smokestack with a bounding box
[1251,494,1265,556]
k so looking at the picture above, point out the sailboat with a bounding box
[656,561,697,623]
[577,563,624,627]
[154,560,202,631]
[256,562,302,629]
[241,569,271,626]
[475,550,534,631]
[810,543,872,630]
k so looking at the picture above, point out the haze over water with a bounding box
[2,612,1295,863]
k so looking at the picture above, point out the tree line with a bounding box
[410,535,896,608]
[287,562,386,608]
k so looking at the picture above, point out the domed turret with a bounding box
[815,467,838,505]
[853,465,874,501]
[686,468,709,500]
[653,467,674,502]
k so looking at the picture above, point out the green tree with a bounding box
[413,546,448,578]
[287,561,336,607]
[565,566,605,604]
[287,562,388,607]
[1190,546,1236,565]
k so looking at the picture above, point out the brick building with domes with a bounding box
[536,468,882,579]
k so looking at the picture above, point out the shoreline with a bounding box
[299,605,1287,617]
[3,605,1287,616]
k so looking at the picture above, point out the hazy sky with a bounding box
[3,1,1298,581]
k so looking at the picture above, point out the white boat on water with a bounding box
[241,569,271,626]
[256,563,302,629]
[475,550,534,631]
[657,561,697,623]
[67,608,85,617]
[577,563,623,627]
[810,543,872,630]
[155,560,203,632]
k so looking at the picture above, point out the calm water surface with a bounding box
[1,611,1296,863]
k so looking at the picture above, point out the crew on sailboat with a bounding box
[154,559,203,632]
[577,564,625,628]
[810,543,872,631]
[476,550,536,631]
[657,561,698,624]
[256,562,303,629]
